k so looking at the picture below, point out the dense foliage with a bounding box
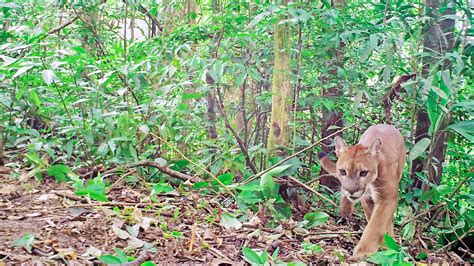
[1,0,472,264]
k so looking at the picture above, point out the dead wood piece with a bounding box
[53,191,88,203]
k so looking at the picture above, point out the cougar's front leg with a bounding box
[340,196,354,218]
[351,199,397,260]
[361,197,375,222]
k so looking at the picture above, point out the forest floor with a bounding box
[0,158,458,265]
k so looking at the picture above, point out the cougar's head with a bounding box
[334,136,381,202]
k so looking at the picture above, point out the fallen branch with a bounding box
[130,160,200,183]
[287,175,337,207]
[53,191,88,203]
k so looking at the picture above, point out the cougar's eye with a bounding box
[339,169,347,176]
[359,170,368,177]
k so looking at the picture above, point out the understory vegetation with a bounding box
[0,0,473,264]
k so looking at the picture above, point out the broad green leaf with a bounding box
[212,173,234,186]
[430,86,448,99]
[141,262,156,266]
[114,248,129,263]
[99,255,122,264]
[242,247,263,265]
[368,249,398,264]
[408,138,430,161]
[75,178,108,202]
[401,222,415,241]
[447,121,474,143]
[384,233,399,251]
[220,212,242,230]
[238,190,261,204]
[303,211,329,228]
[29,90,41,108]
[11,233,35,253]
[47,164,71,182]
[152,183,174,194]
[235,72,247,87]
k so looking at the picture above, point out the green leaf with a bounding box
[368,249,398,264]
[408,138,430,161]
[114,248,129,263]
[242,247,263,265]
[75,177,108,202]
[141,261,156,266]
[99,255,123,264]
[30,90,41,108]
[152,182,174,194]
[11,233,35,253]
[220,212,242,230]
[401,222,414,241]
[430,86,448,99]
[238,190,261,204]
[415,252,427,260]
[447,120,474,143]
[47,164,71,182]
[212,173,234,186]
[303,211,329,228]
[435,184,452,196]
[235,72,247,87]
[384,233,399,251]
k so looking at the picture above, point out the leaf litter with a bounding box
[0,164,457,265]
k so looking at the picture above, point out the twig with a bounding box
[47,16,79,35]
[214,92,258,174]
[436,228,474,253]
[240,124,356,186]
[305,174,336,186]
[286,175,337,207]
[53,191,88,203]
[150,133,235,197]
[112,249,150,266]
[400,202,446,228]
[188,223,197,253]
[126,160,200,183]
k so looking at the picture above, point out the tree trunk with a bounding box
[411,0,454,187]
[319,0,346,190]
[267,0,292,154]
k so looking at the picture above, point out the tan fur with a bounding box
[319,124,406,260]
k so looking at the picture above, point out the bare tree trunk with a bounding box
[267,0,292,154]
[411,0,454,187]
[319,0,346,190]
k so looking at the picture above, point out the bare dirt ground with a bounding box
[0,163,458,265]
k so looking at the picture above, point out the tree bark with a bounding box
[319,0,346,190]
[411,0,454,187]
[267,0,292,154]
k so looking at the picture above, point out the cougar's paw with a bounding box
[351,244,377,262]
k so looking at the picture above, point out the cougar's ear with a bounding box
[334,136,346,157]
[369,138,382,157]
